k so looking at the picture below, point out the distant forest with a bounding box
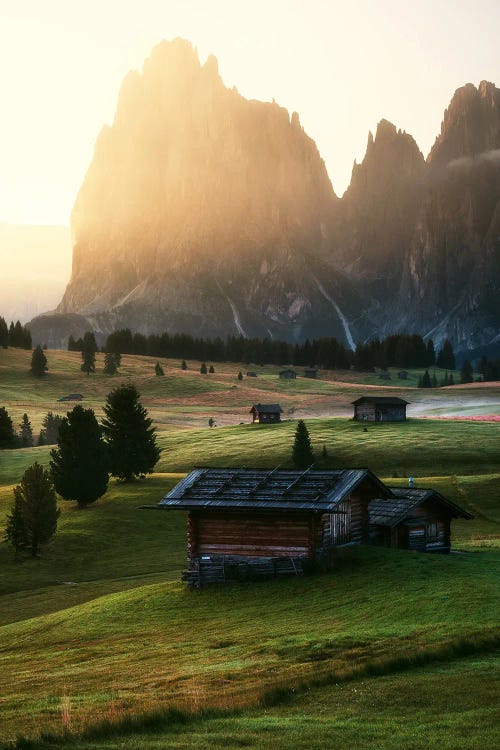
[69,328,454,371]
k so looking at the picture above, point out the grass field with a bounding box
[0,348,499,748]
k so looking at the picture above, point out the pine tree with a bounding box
[181,360,187,370]
[0,316,8,348]
[209,365,215,373]
[4,497,29,553]
[436,339,456,370]
[449,373,454,386]
[39,412,63,445]
[0,407,16,448]
[421,369,432,388]
[31,345,48,376]
[426,339,436,366]
[18,414,34,447]
[155,361,164,376]
[50,405,109,507]
[103,352,118,375]
[102,384,160,480]
[441,372,449,387]
[460,359,474,384]
[292,420,314,469]
[80,331,97,374]
[4,463,59,557]
[237,371,243,381]
[431,373,438,388]
[200,362,208,374]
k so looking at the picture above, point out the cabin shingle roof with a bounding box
[352,397,409,406]
[369,487,473,526]
[149,467,387,513]
[250,403,282,413]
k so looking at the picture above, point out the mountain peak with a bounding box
[428,80,500,165]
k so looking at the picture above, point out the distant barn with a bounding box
[279,369,297,379]
[143,468,471,587]
[352,396,408,422]
[369,488,472,553]
[303,368,318,378]
[250,403,282,424]
[57,393,83,402]
[378,371,391,380]
[398,371,409,380]
[246,371,258,377]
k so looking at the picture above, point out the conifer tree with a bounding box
[38,412,63,445]
[200,362,208,374]
[31,345,48,376]
[426,339,436,366]
[50,406,109,506]
[421,369,432,388]
[292,420,314,469]
[81,332,97,374]
[436,339,456,370]
[103,351,118,375]
[4,462,59,557]
[18,413,34,447]
[181,360,187,370]
[0,407,16,448]
[237,371,243,380]
[102,384,160,480]
[431,372,438,388]
[209,365,215,373]
[460,359,474,384]
[449,373,454,386]
[155,361,164,376]
[0,316,8,348]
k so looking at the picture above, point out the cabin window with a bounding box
[427,522,438,539]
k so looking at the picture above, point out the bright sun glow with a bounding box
[0,0,498,227]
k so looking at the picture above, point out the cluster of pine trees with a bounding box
[0,317,32,349]
[102,328,459,371]
[3,385,160,556]
[477,355,500,382]
[0,409,64,448]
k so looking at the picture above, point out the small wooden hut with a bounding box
[146,467,392,587]
[303,368,319,378]
[398,371,408,380]
[369,488,472,553]
[279,369,297,379]
[352,396,408,422]
[250,403,282,424]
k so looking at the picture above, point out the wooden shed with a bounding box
[146,467,393,587]
[250,403,282,424]
[369,488,472,553]
[303,368,319,378]
[279,369,297,379]
[352,396,408,422]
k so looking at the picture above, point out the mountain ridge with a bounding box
[28,39,499,352]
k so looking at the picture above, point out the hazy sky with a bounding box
[0,0,498,226]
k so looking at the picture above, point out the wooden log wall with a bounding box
[193,511,313,558]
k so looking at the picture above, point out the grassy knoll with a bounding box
[0,545,498,743]
[2,417,499,488]
[0,475,185,608]
[2,348,499,435]
[19,655,498,750]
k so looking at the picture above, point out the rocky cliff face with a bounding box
[334,81,500,350]
[45,43,499,352]
[58,39,360,344]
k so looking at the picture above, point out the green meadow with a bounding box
[0,348,498,748]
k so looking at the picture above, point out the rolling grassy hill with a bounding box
[0,348,498,748]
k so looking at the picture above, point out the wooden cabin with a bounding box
[146,467,392,587]
[250,403,282,424]
[352,396,408,422]
[378,371,391,380]
[246,371,258,377]
[398,371,408,380]
[369,488,472,553]
[303,368,319,378]
[279,369,297,379]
